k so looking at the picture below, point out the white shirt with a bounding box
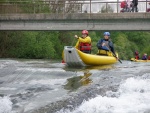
[126,0,131,8]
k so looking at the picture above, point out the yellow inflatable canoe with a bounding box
[131,58,150,62]
[62,46,118,67]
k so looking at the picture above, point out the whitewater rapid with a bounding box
[0,59,150,113]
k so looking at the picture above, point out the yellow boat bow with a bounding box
[63,46,118,67]
[131,58,150,62]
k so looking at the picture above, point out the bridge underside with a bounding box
[0,13,150,31]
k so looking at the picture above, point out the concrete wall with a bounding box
[0,13,150,30]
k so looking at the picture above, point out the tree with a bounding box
[100,4,114,13]
[49,0,81,13]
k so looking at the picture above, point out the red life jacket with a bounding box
[135,55,139,60]
[79,42,91,53]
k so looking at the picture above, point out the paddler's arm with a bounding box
[74,35,79,49]
[75,40,79,49]
[78,36,91,43]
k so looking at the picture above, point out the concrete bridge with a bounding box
[0,13,150,31]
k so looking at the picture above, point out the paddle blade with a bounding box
[118,59,122,63]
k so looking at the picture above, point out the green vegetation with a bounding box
[0,0,81,14]
[101,4,114,13]
[0,0,51,14]
[0,31,150,60]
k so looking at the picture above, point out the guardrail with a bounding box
[0,0,150,14]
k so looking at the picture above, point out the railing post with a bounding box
[63,2,65,18]
[81,3,82,13]
[106,3,108,13]
[117,0,119,13]
[32,0,35,14]
[16,4,17,13]
[146,0,147,12]
[90,0,91,19]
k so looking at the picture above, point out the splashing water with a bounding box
[0,96,12,113]
[56,75,150,113]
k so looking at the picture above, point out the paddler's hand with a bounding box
[74,35,79,39]
[102,43,105,46]
[116,57,119,60]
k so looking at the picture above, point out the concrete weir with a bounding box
[0,13,150,31]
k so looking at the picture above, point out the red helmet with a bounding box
[82,30,88,35]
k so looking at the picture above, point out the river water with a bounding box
[0,59,150,113]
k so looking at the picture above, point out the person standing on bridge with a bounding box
[97,32,115,56]
[132,0,138,12]
[74,30,92,54]
[147,2,150,12]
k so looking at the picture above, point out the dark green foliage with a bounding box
[0,31,150,60]
[0,31,58,59]
[101,4,114,13]
[0,0,51,14]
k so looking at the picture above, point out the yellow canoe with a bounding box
[63,46,118,67]
[131,58,150,62]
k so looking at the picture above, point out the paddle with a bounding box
[106,46,122,64]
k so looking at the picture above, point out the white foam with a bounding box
[0,64,6,69]
[57,76,150,113]
[0,96,12,113]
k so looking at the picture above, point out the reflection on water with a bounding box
[84,65,115,70]
[63,65,115,92]
[79,71,92,86]
[63,64,115,72]
[64,71,92,92]
[64,76,82,91]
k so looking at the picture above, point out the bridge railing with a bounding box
[0,0,150,14]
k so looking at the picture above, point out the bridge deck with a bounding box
[1,13,150,20]
[0,13,150,31]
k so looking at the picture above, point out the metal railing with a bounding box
[0,0,150,14]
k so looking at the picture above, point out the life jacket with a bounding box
[134,51,139,59]
[135,55,139,60]
[79,42,91,53]
[97,50,112,56]
[148,56,150,60]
